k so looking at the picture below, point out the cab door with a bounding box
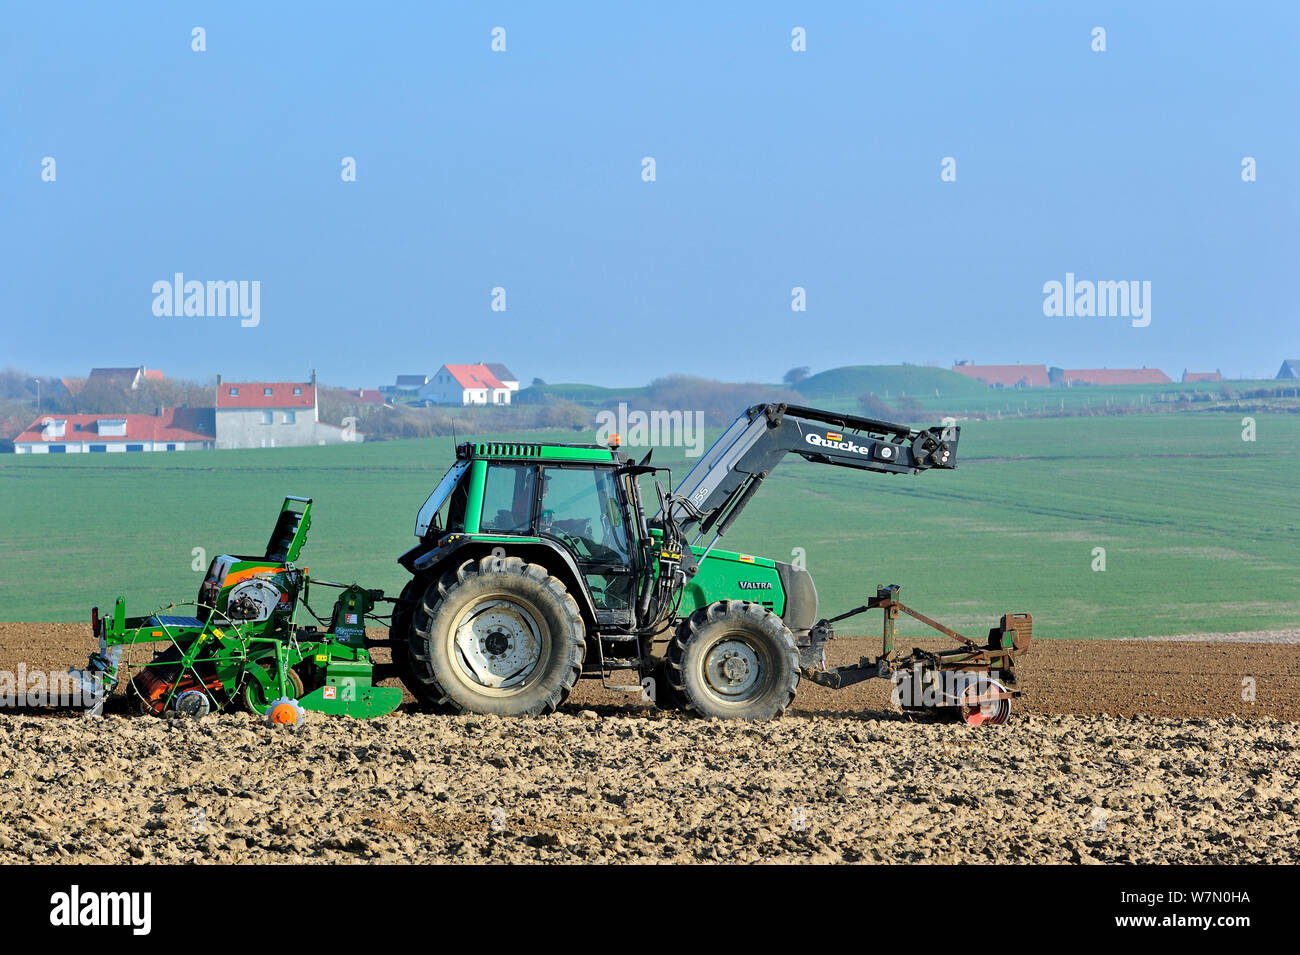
[537,465,637,627]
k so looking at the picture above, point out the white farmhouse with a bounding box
[419,364,513,405]
[214,373,359,448]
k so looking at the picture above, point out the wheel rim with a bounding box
[450,597,547,691]
[244,662,304,713]
[124,603,249,716]
[700,636,767,701]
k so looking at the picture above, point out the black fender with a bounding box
[398,536,599,632]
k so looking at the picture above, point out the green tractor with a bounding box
[390,403,1031,723]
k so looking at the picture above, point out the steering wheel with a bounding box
[557,531,591,557]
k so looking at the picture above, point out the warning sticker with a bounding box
[345,613,358,625]
[323,686,337,700]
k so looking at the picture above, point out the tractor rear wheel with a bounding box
[666,600,800,721]
[408,555,586,716]
[388,574,430,684]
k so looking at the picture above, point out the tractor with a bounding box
[81,402,1029,724]
[387,403,1030,723]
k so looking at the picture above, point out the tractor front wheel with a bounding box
[666,600,800,721]
[407,555,586,716]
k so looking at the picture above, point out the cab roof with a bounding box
[456,440,626,465]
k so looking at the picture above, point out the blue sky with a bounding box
[2,1,1296,388]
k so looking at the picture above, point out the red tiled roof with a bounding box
[951,364,1051,388]
[216,382,315,409]
[354,389,388,403]
[14,409,213,445]
[1182,371,1222,383]
[143,369,166,381]
[444,364,505,390]
[1062,368,1171,386]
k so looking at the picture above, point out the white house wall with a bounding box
[14,440,215,454]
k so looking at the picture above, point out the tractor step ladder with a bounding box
[596,634,646,693]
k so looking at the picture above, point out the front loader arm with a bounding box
[658,402,959,539]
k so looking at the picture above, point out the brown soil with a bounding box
[1,623,1297,864]
[6,623,1294,721]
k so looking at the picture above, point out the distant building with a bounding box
[420,364,512,405]
[951,364,1051,388]
[86,366,165,390]
[12,408,214,454]
[1059,368,1171,386]
[1182,370,1223,383]
[349,389,391,405]
[393,375,430,393]
[214,373,359,448]
[1277,360,1300,380]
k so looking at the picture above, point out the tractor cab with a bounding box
[405,443,645,628]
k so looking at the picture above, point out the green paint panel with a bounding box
[678,548,786,617]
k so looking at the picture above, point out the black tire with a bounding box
[388,574,430,686]
[665,600,800,720]
[408,555,586,716]
[646,655,684,711]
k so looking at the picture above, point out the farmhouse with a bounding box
[419,364,513,405]
[1057,368,1171,386]
[214,373,359,448]
[12,408,214,454]
[392,375,430,394]
[1277,359,1300,380]
[1182,370,1223,383]
[951,363,1050,388]
[87,366,165,390]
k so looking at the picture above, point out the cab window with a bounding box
[481,464,537,534]
[416,461,470,538]
[429,476,468,536]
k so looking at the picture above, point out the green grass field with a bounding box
[2,414,1297,638]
